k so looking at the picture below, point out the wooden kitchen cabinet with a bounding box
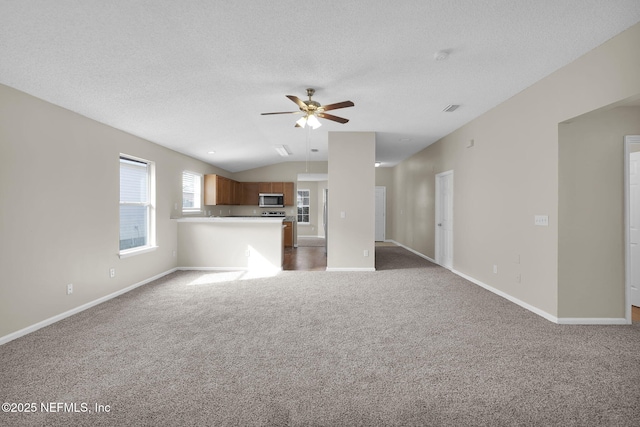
[259,182,272,193]
[232,180,242,205]
[206,178,295,206]
[283,220,293,247]
[271,182,284,193]
[283,182,294,206]
[241,182,259,205]
[204,174,235,205]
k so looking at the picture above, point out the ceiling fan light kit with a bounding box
[262,88,354,128]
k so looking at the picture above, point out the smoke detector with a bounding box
[434,50,450,61]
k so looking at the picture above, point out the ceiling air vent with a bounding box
[443,104,460,112]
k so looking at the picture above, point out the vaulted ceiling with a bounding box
[1,1,639,172]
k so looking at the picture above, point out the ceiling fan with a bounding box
[261,88,354,129]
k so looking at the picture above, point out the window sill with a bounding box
[119,245,159,259]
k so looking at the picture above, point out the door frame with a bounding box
[435,170,454,269]
[375,186,386,241]
[624,135,640,324]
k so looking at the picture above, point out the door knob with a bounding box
[437,223,442,227]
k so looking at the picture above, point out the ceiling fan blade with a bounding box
[261,111,299,115]
[317,112,349,124]
[320,100,354,111]
[286,95,308,110]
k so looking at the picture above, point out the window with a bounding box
[182,171,202,213]
[297,189,310,224]
[119,155,155,256]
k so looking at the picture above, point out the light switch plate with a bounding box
[534,215,549,226]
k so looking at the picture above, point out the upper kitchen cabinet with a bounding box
[205,177,295,206]
[271,182,284,193]
[204,174,236,205]
[232,180,242,205]
[241,182,259,205]
[283,182,294,206]
[258,182,272,193]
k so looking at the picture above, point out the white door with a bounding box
[375,187,386,241]
[630,149,640,307]
[435,171,454,269]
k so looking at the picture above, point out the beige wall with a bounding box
[327,132,376,270]
[558,107,640,318]
[0,83,224,338]
[390,22,640,319]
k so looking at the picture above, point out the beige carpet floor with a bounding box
[1,246,639,426]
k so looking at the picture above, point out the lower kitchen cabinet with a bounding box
[283,220,293,248]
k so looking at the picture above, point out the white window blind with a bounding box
[182,171,202,212]
[120,156,151,251]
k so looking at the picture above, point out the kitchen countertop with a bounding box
[177,216,285,223]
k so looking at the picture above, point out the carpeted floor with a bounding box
[1,246,639,426]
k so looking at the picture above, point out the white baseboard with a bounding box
[556,317,629,325]
[387,240,437,264]
[393,241,632,325]
[326,268,376,272]
[451,269,559,323]
[177,266,283,272]
[177,266,249,271]
[0,268,177,346]
[387,240,561,323]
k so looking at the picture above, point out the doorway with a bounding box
[375,186,386,241]
[435,170,454,269]
[625,135,640,322]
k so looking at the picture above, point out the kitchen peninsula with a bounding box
[177,216,286,272]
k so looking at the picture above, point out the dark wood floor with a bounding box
[283,246,326,271]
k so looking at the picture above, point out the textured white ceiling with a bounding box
[1,1,639,172]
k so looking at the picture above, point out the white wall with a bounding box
[327,132,375,270]
[558,106,640,318]
[177,220,283,271]
[390,22,640,319]
[0,84,225,339]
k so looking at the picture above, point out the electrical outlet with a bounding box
[516,274,521,284]
[493,265,498,274]
[245,250,251,257]
[67,284,73,295]
[172,250,176,257]
[534,215,549,226]
[364,250,369,257]
[109,268,115,278]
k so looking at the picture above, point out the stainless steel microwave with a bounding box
[259,193,284,208]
